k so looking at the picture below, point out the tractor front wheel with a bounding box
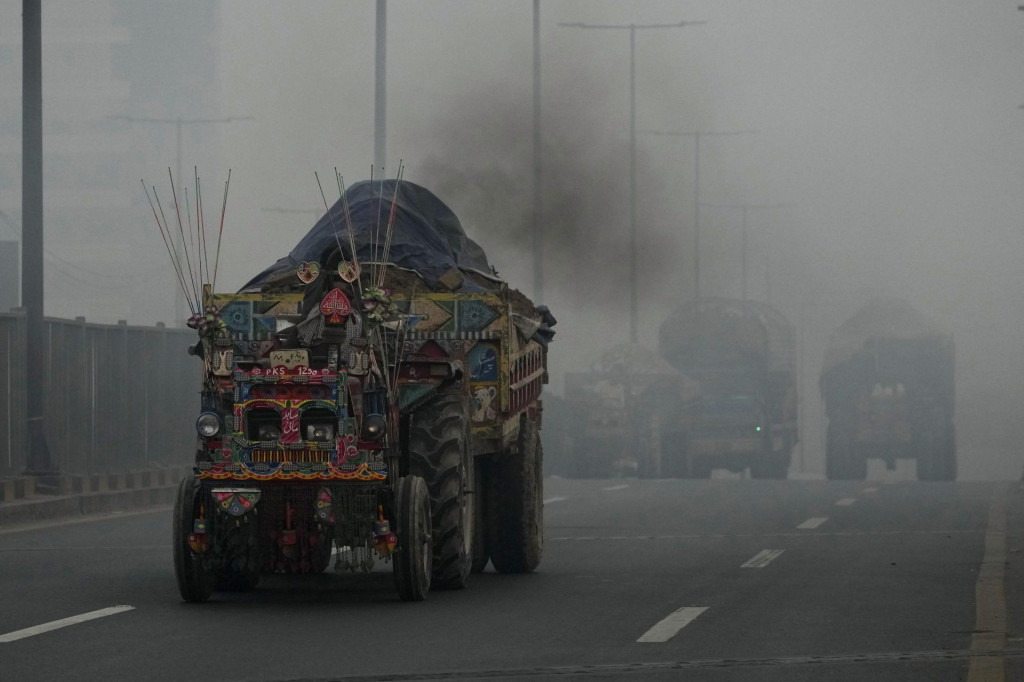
[173,476,215,603]
[393,475,432,602]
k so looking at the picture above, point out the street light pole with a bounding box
[699,201,794,300]
[559,19,704,343]
[110,114,253,325]
[532,0,543,303]
[375,0,387,173]
[23,0,50,475]
[640,130,756,301]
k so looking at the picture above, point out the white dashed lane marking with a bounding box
[543,496,568,505]
[0,605,134,643]
[602,484,629,491]
[637,606,708,643]
[862,487,879,493]
[797,517,829,530]
[835,498,857,507]
[741,549,785,568]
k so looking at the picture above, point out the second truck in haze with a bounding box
[656,298,798,479]
[820,298,955,481]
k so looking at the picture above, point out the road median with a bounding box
[0,466,191,527]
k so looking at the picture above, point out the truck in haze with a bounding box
[657,298,798,479]
[172,179,554,602]
[563,344,681,478]
[820,298,955,481]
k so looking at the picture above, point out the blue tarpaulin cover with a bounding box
[242,179,492,292]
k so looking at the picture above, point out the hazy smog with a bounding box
[2,0,1023,481]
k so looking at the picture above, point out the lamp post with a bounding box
[559,19,705,343]
[640,130,756,300]
[22,0,50,474]
[699,202,794,300]
[532,0,543,303]
[375,0,387,173]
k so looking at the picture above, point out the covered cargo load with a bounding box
[656,298,797,479]
[820,298,955,480]
[243,179,493,293]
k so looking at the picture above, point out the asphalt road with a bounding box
[1,472,1022,681]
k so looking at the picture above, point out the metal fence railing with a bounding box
[0,310,199,477]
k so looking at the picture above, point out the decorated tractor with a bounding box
[170,178,554,602]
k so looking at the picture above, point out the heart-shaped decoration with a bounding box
[297,261,321,284]
[338,261,361,283]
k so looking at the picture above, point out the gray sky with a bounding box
[3,0,1024,478]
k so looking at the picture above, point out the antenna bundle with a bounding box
[142,168,232,323]
[315,163,410,402]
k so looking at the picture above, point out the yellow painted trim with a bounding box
[391,292,504,306]
[210,293,304,304]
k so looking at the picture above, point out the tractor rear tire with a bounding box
[393,476,432,602]
[408,392,474,590]
[173,476,215,603]
[489,415,543,574]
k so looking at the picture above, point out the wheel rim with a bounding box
[418,486,432,586]
[461,453,473,558]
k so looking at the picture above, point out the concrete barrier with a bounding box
[0,477,39,503]
[0,466,192,528]
[0,479,14,503]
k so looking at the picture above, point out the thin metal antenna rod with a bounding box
[195,170,207,308]
[211,169,232,295]
[142,180,193,313]
[150,185,197,314]
[197,167,211,293]
[167,168,200,311]
[315,171,346,263]
[108,114,253,325]
[336,173,363,296]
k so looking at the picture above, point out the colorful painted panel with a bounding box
[403,294,506,336]
[459,299,499,332]
[197,461,387,482]
[409,298,455,333]
[229,368,359,468]
[468,341,501,423]
[468,344,498,382]
[210,294,302,342]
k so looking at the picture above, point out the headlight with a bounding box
[361,414,387,441]
[196,412,221,438]
[306,423,335,442]
[258,424,281,441]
